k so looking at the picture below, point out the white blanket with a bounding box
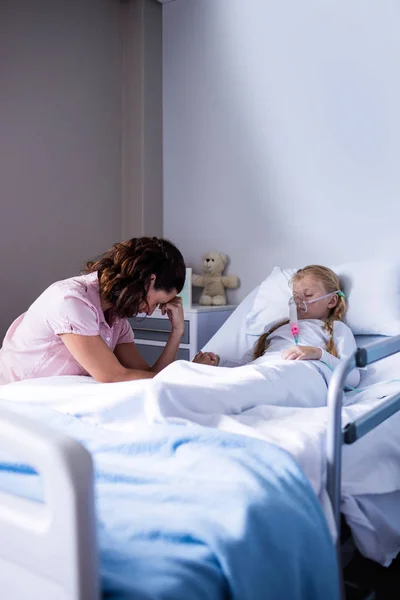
[0,358,328,489]
[1,356,400,565]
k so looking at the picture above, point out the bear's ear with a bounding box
[218,252,228,267]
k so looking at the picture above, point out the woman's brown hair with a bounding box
[253,265,346,359]
[84,237,185,318]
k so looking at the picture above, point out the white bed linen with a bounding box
[1,349,400,566]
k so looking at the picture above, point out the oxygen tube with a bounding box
[289,299,299,345]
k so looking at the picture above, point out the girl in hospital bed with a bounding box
[193,265,360,392]
[152,263,358,416]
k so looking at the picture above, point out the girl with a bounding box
[195,265,360,390]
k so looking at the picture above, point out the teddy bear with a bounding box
[192,251,239,306]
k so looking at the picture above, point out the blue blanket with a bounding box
[0,404,339,600]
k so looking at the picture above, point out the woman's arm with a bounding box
[61,327,184,383]
[115,328,184,375]
[60,334,155,383]
[114,296,185,375]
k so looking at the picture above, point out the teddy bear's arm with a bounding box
[221,275,239,289]
[192,274,205,287]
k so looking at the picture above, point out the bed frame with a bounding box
[0,409,99,600]
[327,333,400,599]
[1,335,400,599]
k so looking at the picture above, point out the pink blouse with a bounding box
[0,272,135,384]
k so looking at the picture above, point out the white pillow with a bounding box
[202,287,259,360]
[246,261,400,337]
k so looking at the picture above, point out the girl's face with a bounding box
[292,275,338,320]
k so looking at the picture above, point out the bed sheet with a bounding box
[2,332,400,565]
[0,404,339,600]
[1,355,400,567]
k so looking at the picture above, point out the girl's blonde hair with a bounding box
[253,265,346,360]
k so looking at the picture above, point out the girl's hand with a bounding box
[160,297,184,335]
[192,351,220,366]
[282,346,323,361]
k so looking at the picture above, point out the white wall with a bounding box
[0,0,122,338]
[163,0,400,303]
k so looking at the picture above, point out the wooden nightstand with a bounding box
[129,305,236,363]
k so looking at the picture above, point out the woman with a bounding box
[0,237,201,384]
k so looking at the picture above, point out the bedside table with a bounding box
[129,305,236,363]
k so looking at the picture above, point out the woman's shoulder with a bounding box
[43,273,99,304]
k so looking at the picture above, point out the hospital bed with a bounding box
[0,401,339,600]
[1,277,400,598]
[202,282,400,573]
[2,335,400,600]
[327,333,400,597]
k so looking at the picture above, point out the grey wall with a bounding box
[163,0,400,303]
[0,0,122,338]
[121,0,163,240]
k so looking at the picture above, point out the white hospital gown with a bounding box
[221,319,360,389]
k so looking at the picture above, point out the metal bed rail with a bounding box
[326,334,400,599]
